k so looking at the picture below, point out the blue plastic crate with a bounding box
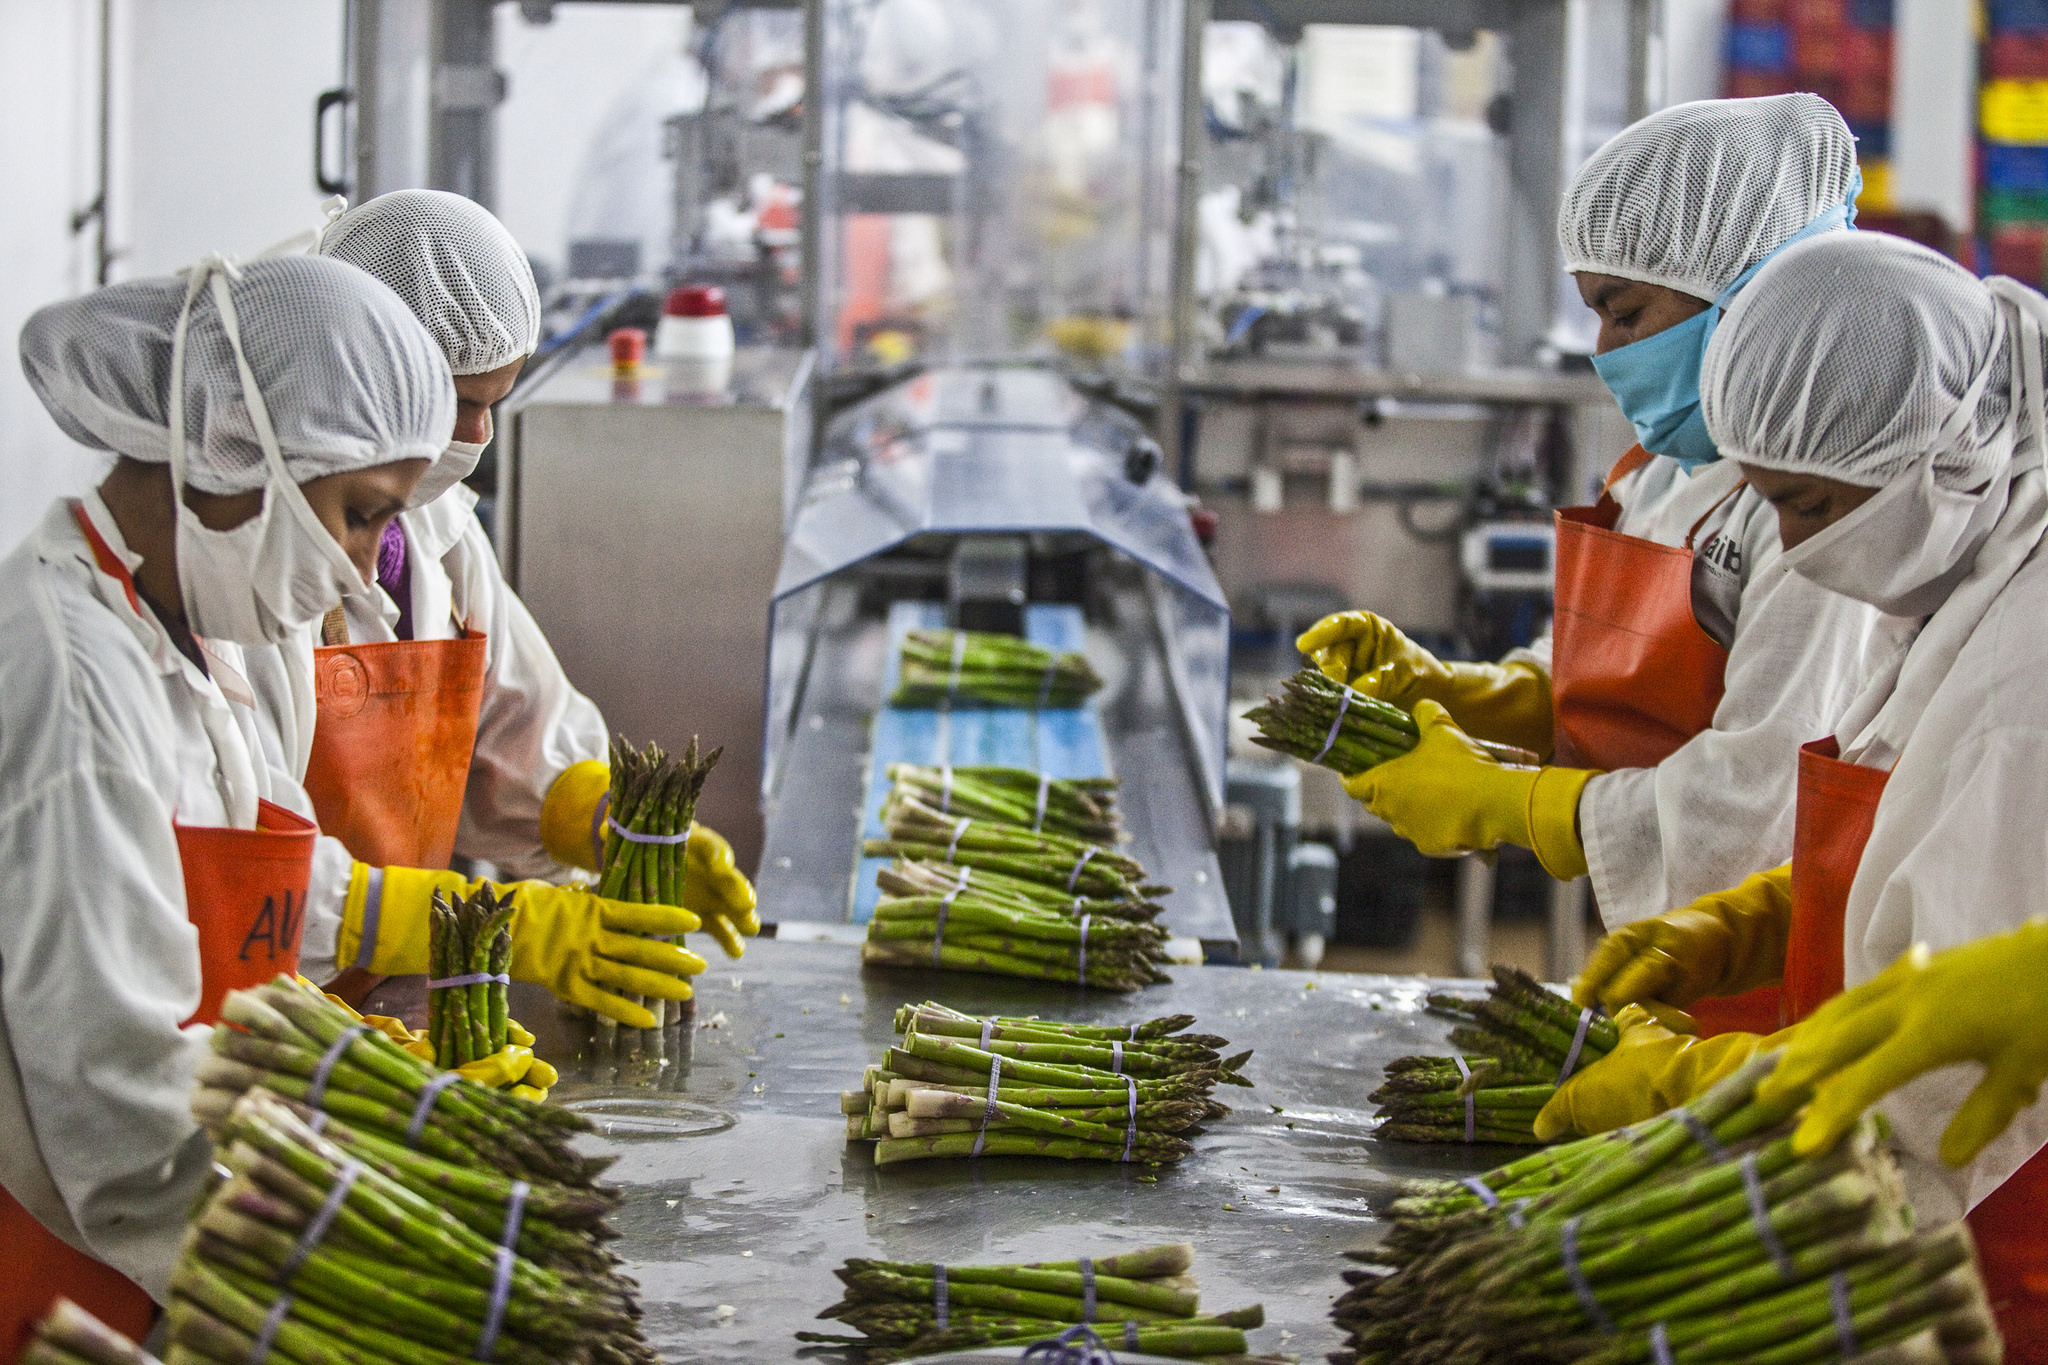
[1987,142,2048,191]
[1993,0,2048,31]
[1725,22,1792,72]
[1848,0,1893,26]
[1848,121,1891,158]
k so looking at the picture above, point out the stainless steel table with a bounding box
[507,940,1510,1363]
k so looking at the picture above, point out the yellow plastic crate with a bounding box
[1983,79,2048,145]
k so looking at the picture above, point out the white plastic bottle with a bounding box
[657,284,735,397]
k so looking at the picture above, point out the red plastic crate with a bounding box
[1786,0,1848,24]
[1792,27,1843,76]
[1839,27,1892,80]
[1988,224,2048,285]
[1726,70,1801,98]
[1729,0,1788,21]
[1989,33,2048,80]
[1834,77,1892,121]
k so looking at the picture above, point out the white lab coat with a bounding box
[248,486,608,980]
[1516,455,1882,927]
[0,495,327,1300]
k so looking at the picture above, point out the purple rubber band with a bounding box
[588,790,610,871]
[1066,846,1098,893]
[1561,1216,1614,1333]
[1677,1109,1728,1163]
[1076,914,1091,986]
[351,867,385,969]
[407,1071,464,1146]
[474,1180,528,1360]
[608,816,690,845]
[248,1293,294,1365]
[1109,1039,1123,1074]
[938,766,954,815]
[1121,1074,1138,1163]
[1649,1322,1673,1365]
[979,1019,995,1049]
[932,868,970,966]
[306,1024,369,1111]
[1451,1055,1476,1143]
[1506,1198,1529,1229]
[1079,1257,1097,1322]
[1554,1008,1595,1085]
[428,972,510,989]
[306,1111,329,1136]
[1742,1151,1794,1279]
[1829,1271,1857,1355]
[279,1159,361,1282]
[1460,1175,1499,1209]
[934,1263,949,1328]
[1124,1320,1140,1349]
[1035,655,1058,711]
[1311,688,1354,765]
[1033,773,1053,833]
[946,630,967,696]
[970,1055,1002,1157]
[944,815,972,863]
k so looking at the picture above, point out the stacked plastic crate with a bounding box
[1984,1,2048,286]
[1723,0,1895,212]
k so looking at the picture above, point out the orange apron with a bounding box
[1552,448,1782,1035]
[0,509,321,1358]
[1783,735,2048,1358]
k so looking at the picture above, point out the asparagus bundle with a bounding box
[22,1300,159,1365]
[1247,668,1540,774]
[597,735,726,1008]
[167,1087,654,1365]
[191,977,609,1189]
[799,1243,1279,1363]
[862,882,1174,992]
[1371,966,1619,1145]
[882,763,1125,844]
[841,1002,1251,1166]
[428,885,515,1069]
[1329,1055,2003,1365]
[890,628,1104,708]
[864,793,1166,901]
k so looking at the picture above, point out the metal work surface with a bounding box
[519,940,1510,1364]
[1182,357,1614,407]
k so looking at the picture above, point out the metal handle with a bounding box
[315,87,352,195]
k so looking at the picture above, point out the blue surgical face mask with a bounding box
[1591,175,1861,473]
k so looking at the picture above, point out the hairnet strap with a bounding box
[407,1071,464,1146]
[1032,773,1053,833]
[608,817,689,845]
[1078,1257,1098,1322]
[1829,1271,1857,1356]
[163,261,218,511]
[938,765,954,815]
[1648,1322,1673,1365]
[945,815,973,863]
[1451,1054,1476,1143]
[1554,1009,1595,1085]
[970,1056,1002,1157]
[248,1293,295,1365]
[352,866,386,970]
[1066,846,1099,893]
[1560,1216,1615,1334]
[934,1264,949,1329]
[1460,1175,1499,1209]
[1312,688,1354,766]
[307,1024,371,1111]
[1075,914,1091,987]
[1742,1151,1795,1280]
[279,1158,362,1282]
[474,1179,528,1361]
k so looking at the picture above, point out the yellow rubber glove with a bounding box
[1759,922,2048,1164]
[540,759,613,872]
[457,1044,536,1090]
[1344,700,1597,879]
[1534,1005,1795,1140]
[1573,864,1792,1013]
[1296,611,1555,757]
[684,823,760,959]
[336,863,707,1029]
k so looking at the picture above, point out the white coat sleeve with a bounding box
[444,519,608,880]
[1577,558,1878,927]
[0,764,213,1301]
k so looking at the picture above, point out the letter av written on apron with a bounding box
[1783,737,2048,1358]
[0,506,320,1355]
[1550,447,1783,1036]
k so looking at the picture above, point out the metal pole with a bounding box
[1162,0,1208,474]
[1454,855,1494,979]
[1547,876,1589,983]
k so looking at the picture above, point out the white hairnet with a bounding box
[1700,232,2019,490]
[20,255,455,496]
[319,190,541,376]
[1559,94,1859,301]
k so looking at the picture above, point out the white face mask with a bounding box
[407,435,486,508]
[167,262,368,646]
[1780,448,2014,617]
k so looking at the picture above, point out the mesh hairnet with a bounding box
[1559,94,1859,301]
[20,255,455,496]
[319,190,541,375]
[1700,232,2019,490]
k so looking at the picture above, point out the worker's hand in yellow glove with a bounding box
[338,864,707,1030]
[1758,922,2048,1165]
[540,759,614,872]
[1573,865,1792,1014]
[457,1044,537,1090]
[683,823,760,959]
[1344,700,1597,880]
[1295,611,1555,757]
[1533,1005,1790,1140]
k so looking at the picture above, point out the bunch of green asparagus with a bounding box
[842,1002,1250,1166]
[890,628,1104,708]
[798,1243,1278,1362]
[598,735,726,1010]
[428,885,514,1070]
[167,1087,652,1365]
[21,1301,159,1365]
[881,763,1125,844]
[1371,967,1619,1145]
[1331,1054,2002,1365]
[1247,668,1539,774]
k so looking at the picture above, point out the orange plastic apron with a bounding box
[0,508,321,1358]
[302,632,486,871]
[1783,735,2048,1357]
[1551,448,1782,1035]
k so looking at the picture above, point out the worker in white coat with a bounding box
[1546,231,2048,1355]
[246,190,756,1004]
[0,255,454,1340]
[1298,96,1881,1036]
